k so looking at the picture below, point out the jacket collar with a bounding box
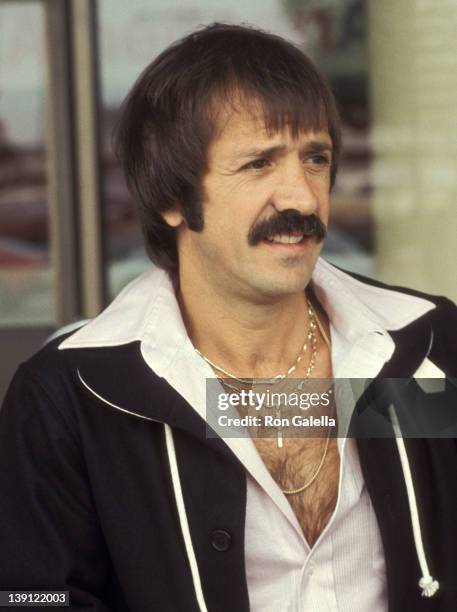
[59,258,436,354]
[311,258,436,342]
[59,258,438,434]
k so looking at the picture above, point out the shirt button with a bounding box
[211,529,232,552]
[307,561,315,576]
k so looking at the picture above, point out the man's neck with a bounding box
[177,274,317,379]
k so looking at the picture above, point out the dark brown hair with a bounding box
[115,23,341,273]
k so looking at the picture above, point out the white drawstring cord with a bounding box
[388,404,439,598]
[77,373,208,609]
[164,424,209,612]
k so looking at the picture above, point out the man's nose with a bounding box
[273,163,319,215]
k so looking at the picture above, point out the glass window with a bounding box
[0,2,54,325]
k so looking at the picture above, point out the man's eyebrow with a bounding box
[230,140,333,161]
[304,140,333,155]
[232,144,287,160]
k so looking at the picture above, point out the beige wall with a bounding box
[369,0,457,301]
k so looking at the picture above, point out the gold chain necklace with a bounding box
[281,423,333,495]
[195,302,318,385]
[195,300,334,493]
[196,302,318,448]
[282,310,333,495]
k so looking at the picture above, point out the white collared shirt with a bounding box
[60,258,437,612]
[242,289,392,611]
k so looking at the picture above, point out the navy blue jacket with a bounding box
[1,274,457,612]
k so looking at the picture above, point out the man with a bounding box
[1,23,457,612]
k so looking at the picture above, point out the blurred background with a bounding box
[1,0,456,400]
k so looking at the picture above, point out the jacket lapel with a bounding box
[73,342,241,464]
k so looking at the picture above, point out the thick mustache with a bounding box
[248,211,327,246]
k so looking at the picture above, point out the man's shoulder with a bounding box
[6,326,165,428]
[23,328,77,372]
[1,330,89,435]
[16,327,89,399]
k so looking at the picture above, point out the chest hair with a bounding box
[253,436,340,547]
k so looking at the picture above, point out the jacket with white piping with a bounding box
[1,263,457,611]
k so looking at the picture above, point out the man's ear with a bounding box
[162,206,185,228]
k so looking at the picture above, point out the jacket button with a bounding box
[211,529,232,552]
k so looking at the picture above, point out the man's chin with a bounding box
[245,272,312,301]
[247,251,319,297]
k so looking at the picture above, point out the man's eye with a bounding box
[243,158,270,170]
[306,154,331,167]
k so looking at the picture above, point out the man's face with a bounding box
[167,105,333,301]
